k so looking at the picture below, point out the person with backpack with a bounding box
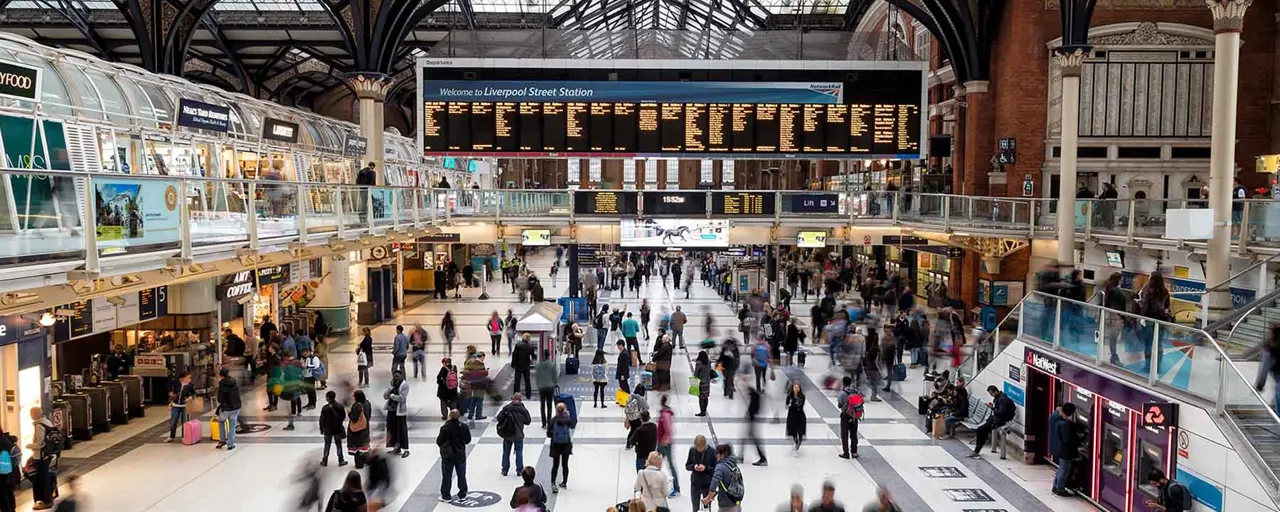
[0,428,20,512]
[26,407,58,510]
[752,339,772,391]
[436,357,460,421]
[624,385,650,450]
[410,323,429,380]
[547,402,574,493]
[215,367,242,451]
[436,409,472,503]
[510,467,548,510]
[1146,469,1190,512]
[302,348,325,410]
[384,371,410,458]
[593,305,610,352]
[634,452,672,512]
[702,444,746,512]
[319,390,348,467]
[496,393,533,477]
[836,377,864,459]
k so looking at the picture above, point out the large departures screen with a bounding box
[420,63,925,159]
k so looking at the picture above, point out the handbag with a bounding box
[349,405,369,432]
[687,376,701,397]
[644,362,657,373]
[615,389,630,406]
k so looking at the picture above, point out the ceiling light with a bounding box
[39,312,55,327]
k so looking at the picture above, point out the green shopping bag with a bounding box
[687,376,701,396]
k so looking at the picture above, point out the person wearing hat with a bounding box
[777,484,804,512]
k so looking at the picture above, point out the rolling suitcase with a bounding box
[554,389,578,426]
[182,419,201,445]
[565,357,580,375]
[796,349,807,367]
[211,417,224,442]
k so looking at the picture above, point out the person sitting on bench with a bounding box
[967,385,1015,459]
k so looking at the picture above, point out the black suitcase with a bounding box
[917,396,930,415]
[565,357,580,375]
[797,350,807,367]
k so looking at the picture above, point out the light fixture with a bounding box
[38,312,55,327]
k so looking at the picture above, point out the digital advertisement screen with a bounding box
[420,71,924,158]
[797,231,827,248]
[521,229,551,246]
[574,191,639,215]
[1105,251,1124,268]
[713,192,776,216]
[620,219,729,248]
[642,191,707,216]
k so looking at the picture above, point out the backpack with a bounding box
[496,409,519,439]
[719,460,746,503]
[753,343,769,367]
[446,369,459,390]
[1167,481,1192,509]
[552,421,571,444]
[43,426,64,455]
[310,357,327,381]
[0,448,11,475]
[846,392,865,419]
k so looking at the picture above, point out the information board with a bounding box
[790,193,842,213]
[53,300,92,343]
[713,192,775,215]
[642,191,706,216]
[574,191,639,215]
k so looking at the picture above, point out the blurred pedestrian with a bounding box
[810,480,846,512]
[292,461,323,512]
[384,371,410,458]
[347,390,372,468]
[509,467,548,510]
[657,395,681,497]
[548,402,574,492]
[324,470,368,512]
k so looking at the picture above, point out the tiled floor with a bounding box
[16,250,1097,512]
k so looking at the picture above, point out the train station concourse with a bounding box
[2,0,1280,511]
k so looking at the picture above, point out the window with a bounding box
[665,159,679,188]
[700,160,714,184]
[643,160,657,189]
[722,160,735,190]
[623,160,636,190]
[588,159,602,185]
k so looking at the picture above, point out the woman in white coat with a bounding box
[633,451,671,512]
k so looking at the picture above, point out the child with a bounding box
[591,350,609,408]
[356,349,369,388]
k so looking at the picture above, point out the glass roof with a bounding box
[212,0,325,11]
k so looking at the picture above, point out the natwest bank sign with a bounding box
[1024,349,1060,375]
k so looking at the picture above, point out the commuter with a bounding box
[652,335,674,392]
[436,409,473,502]
[694,351,714,417]
[410,323,429,380]
[622,312,642,361]
[511,334,536,397]
[346,390,372,469]
[442,311,458,354]
[365,447,394,504]
[672,263,683,289]
[296,330,314,358]
[215,367,241,451]
[864,487,901,512]
[496,393,533,477]
[26,407,55,510]
[384,371,410,458]
[280,356,304,431]
[968,385,1016,458]
[752,337,772,391]
[632,411,658,473]
[836,376,863,459]
[879,326,898,394]
[634,452,672,511]
[943,380,970,438]
[167,371,195,442]
[463,347,490,421]
[624,385,650,450]
[547,402,574,492]
[535,349,557,427]
[52,474,80,512]
[745,378,768,466]
[358,327,374,375]
[392,325,409,374]
[779,484,804,512]
[784,317,805,367]
[591,350,609,408]
[1137,272,1172,370]
[318,390,348,467]
[505,310,519,354]
[671,305,688,349]
[437,357,460,421]
[302,348,322,410]
[809,480,846,512]
[314,335,330,390]
[718,338,741,399]
[356,162,376,186]
[594,305,609,352]
[1146,469,1191,512]
[656,395,681,497]
[509,467,548,510]
[616,340,633,395]
[0,427,19,512]
[640,299,652,340]
[785,381,807,452]
[260,315,278,345]
[282,329,298,359]
[701,444,746,512]
[686,435,718,511]
[1098,182,1118,227]
[488,312,504,356]
[1049,402,1079,496]
[325,470,368,512]
[684,272,694,299]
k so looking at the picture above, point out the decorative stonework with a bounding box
[1207,0,1251,33]
[1047,0,1205,8]
[963,80,989,93]
[1054,48,1088,77]
[346,72,394,101]
[1088,21,1215,45]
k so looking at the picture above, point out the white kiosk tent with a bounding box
[519,302,564,362]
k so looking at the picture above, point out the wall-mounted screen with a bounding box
[1105,251,1124,268]
[620,219,729,248]
[797,231,827,248]
[521,229,551,246]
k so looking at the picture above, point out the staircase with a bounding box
[1216,298,1280,358]
[1228,404,1280,491]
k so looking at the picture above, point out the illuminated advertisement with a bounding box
[521,229,551,246]
[620,218,729,248]
[796,231,827,248]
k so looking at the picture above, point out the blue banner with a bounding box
[422,80,843,104]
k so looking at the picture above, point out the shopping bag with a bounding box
[615,389,630,406]
[687,376,701,396]
[892,363,907,382]
[187,397,205,416]
[932,415,947,438]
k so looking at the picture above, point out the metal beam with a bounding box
[457,0,478,29]
[32,0,117,59]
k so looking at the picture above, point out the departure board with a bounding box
[421,96,922,157]
[642,191,706,216]
[713,192,776,216]
[574,191,639,215]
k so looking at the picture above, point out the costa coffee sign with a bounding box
[0,60,41,102]
[1025,350,1060,375]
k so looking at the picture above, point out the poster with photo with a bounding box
[620,218,729,247]
[94,178,180,243]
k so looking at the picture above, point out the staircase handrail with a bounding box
[956,293,1033,380]
[1203,286,1280,335]
[1220,288,1280,355]
[1198,252,1280,330]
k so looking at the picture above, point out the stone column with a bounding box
[1055,49,1087,266]
[1206,0,1250,314]
[962,81,994,197]
[950,85,967,194]
[346,72,394,184]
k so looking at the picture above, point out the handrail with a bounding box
[1198,251,1280,329]
[1220,287,1280,353]
[1207,287,1280,336]
[956,293,1032,381]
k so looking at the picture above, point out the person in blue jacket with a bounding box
[1049,403,1079,497]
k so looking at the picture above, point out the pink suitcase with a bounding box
[182,419,201,445]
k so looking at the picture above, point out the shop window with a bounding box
[1116,147,1161,159]
[1101,424,1125,477]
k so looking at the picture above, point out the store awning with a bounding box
[519,302,563,333]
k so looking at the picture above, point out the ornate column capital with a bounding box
[345,72,394,101]
[953,84,967,97]
[1054,48,1089,78]
[1207,0,1251,34]
[962,80,989,93]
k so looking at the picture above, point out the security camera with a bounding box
[106,296,126,306]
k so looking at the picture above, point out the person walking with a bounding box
[694,351,714,417]
[442,311,458,355]
[745,379,768,467]
[652,335,674,392]
[384,371,410,458]
[701,444,746,512]
[622,312,642,362]
[591,350,609,408]
[488,312,505,356]
[547,402,574,492]
[632,410,658,472]
[302,349,323,410]
[657,395,682,497]
[624,385,650,449]
[505,310,519,354]
[215,367,241,450]
[26,407,56,510]
[167,371,195,442]
[809,480,846,512]
[1049,403,1079,497]
[634,452,672,511]
[718,339,740,399]
[686,435,717,511]
[779,484,805,512]
[836,377,863,459]
[671,306,688,349]
[410,324,429,380]
[437,409,473,502]
[496,394,533,477]
[437,357,460,420]
[640,299,652,341]
[358,327,374,380]
[535,349,557,427]
[785,382,807,452]
[319,390,348,467]
[752,338,772,391]
[968,385,1016,458]
[511,334,536,397]
[616,340,633,395]
[785,318,805,367]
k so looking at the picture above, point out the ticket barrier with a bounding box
[116,375,146,418]
[58,394,93,441]
[100,381,129,425]
[79,386,112,433]
[49,401,74,451]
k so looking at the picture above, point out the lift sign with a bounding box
[1142,402,1178,428]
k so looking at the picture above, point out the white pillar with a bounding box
[1206,0,1251,315]
[346,73,395,185]
[1055,49,1087,267]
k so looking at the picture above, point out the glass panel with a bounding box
[9,52,75,117]
[92,175,183,252]
[1157,323,1218,401]
[256,180,299,240]
[303,184,340,234]
[1057,299,1101,360]
[190,180,251,247]
[89,69,132,126]
[118,78,161,127]
[135,81,173,124]
[1022,292,1057,347]
[59,65,104,119]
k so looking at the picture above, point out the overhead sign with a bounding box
[1258,154,1280,173]
[0,314,45,346]
[53,300,92,343]
[0,60,41,102]
[713,192,775,216]
[262,117,300,144]
[1142,402,1178,428]
[343,135,369,158]
[997,137,1016,164]
[423,80,845,104]
[642,191,706,216]
[418,233,461,243]
[176,98,231,132]
[1025,350,1060,375]
[139,286,169,321]
[796,231,827,248]
[256,265,290,286]
[882,235,931,246]
[574,191,639,215]
[218,266,287,300]
[789,193,841,214]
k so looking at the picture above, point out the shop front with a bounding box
[0,313,51,463]
[914,246,961,309]
[217,264,291,338]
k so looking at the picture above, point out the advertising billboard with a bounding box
[620,219,729,248]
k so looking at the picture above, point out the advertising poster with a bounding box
[93,178,180,243]
[796,231,827,248]
[521,229,551,246]
[620,218,729,247]
[371,189,394,221]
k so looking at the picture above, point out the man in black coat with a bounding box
[318,390,347,466]
[1049,403,1078,496]
[436,409,473,502]
[496,394,533,476]
[968,385,1016,458]
[511,334,537,397]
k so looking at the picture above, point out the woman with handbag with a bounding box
[347,390,372,469]
[633,452,671,512]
